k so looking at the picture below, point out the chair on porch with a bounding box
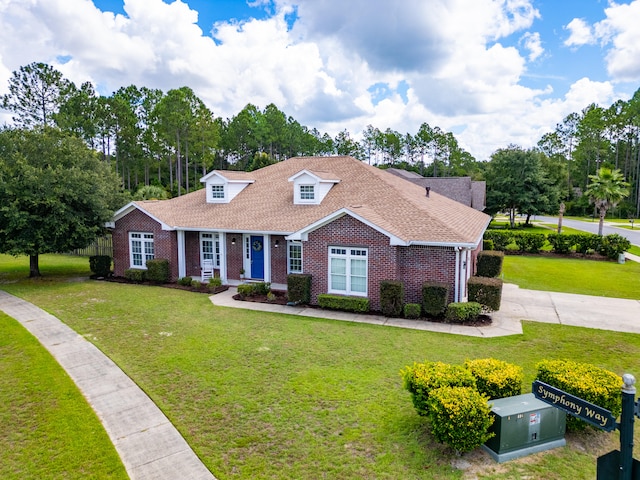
[201,259,214,282]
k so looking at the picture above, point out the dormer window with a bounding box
[211,184,225,199]
[289,169,340,205]
[299,185,315,201]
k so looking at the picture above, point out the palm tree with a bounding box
[584,167,629,235]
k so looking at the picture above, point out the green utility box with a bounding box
[483,393,566,463]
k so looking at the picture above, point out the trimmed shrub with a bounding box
[191,280,201,289]
[574,233,600,254]
[287,274,311,304]
[428,386,494,453]
[253,282,271,295]
[403,303,421,319]
[512,232,546,253]
[208,277,222,289]
[177,276,193,286]
[536,359,622,431]
[317,294,369,313]
[465,358,523,399]
[483,230,514,251]
[401,361,476,417]
[546,233,574,254]
[468,276,503,311]
[483,239,495,251]
[476,251,504,278]
[124,268,145,283]
[598,233,631,259]
[380,280,404,317]
[89,255,112,277]
[145,258,170,283]
[445,302,482,323]
[421,282,449,317]
[236,283,255,298]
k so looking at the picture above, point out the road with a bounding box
[535,216,640,246]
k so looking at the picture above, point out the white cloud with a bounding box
[521,31,544,61]
[563,18,595,47]
[595,0,640,82]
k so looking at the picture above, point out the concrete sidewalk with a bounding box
[211,284,640,337]
[0,290,216,480]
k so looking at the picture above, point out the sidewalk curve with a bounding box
[0,290,216,480]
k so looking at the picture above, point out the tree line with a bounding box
[1,61,640,218]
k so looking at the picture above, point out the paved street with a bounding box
[535,215,640,245]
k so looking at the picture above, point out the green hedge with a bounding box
[445,302,481,323]
[237,283,255,297]
[483,230,514,251]
[177,276,193,286]
[598,233,630,259]
[401,361,476,417]
[145,258,170,283]
[421,282,449,317]
[124,268,145,283]
[287,274,311,304]
[428,386,494,453]
[546,233,574,254]
[380,280,404,317]
[317,294,369,313]
[403,303,421,319]
[512,232,546,253]
[468,276,503,312]
[536,359,622,431]
[476,251,504,278]
[89,255,112,277]
[465,358,523,400]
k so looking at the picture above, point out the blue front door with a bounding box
[250,235,264,279]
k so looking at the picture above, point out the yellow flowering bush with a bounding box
[401,361,476,416]
[536,359,622,431]
[427,386,494,453]
[465,358,523,399]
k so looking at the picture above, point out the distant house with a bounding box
[386,168,486,211]
[110,156,491,311]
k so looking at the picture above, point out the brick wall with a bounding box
[398,245,457,304]
[270,235,288,285]
[112,209,178,280]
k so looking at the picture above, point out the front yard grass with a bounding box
[503,255,640,299]
[2,254,640,479]
[0,310,127,480]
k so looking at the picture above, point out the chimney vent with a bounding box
[425,186,430,197]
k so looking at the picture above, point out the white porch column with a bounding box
[454,247,461,302]
[177,230,186,279]
[220,234,227,283]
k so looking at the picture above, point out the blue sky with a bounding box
[1,0,639,160]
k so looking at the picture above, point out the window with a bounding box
[211,184,225,199]
[299,185,315,201]
[129,232,154,268]
[328,247,368,296]
[288,241,302,273]
[200,233,220,267]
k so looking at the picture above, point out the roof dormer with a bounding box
[200,171,255,204]
[288,169,340,205]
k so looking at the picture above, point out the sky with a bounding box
[1,0,639,161]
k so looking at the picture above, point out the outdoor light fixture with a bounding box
[231,237,236,245]
[275,240,279,248]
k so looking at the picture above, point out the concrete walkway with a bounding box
[211,283,640,337]
[0,290,216,480]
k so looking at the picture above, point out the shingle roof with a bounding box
[130,156,490,246]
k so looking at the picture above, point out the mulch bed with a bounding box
[233,290,493,327]
[95,275,229,295]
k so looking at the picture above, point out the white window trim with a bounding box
[129,232,154,269]
[200,233,220,267]
[328,246,368,296]
[298,184,315,203]
[210,184,226,202]
[287,241,303,274]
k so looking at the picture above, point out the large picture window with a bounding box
[288,241,302,273]
[328,247,368,296]
[129,232,154,268]
[200,233,220,267]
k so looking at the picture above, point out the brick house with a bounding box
[110,156,491,311]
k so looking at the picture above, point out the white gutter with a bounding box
[454,247,460,303]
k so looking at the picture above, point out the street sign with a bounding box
[532,381,618,432]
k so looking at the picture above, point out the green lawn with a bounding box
[2,254,640,479]
[503,255,640,298]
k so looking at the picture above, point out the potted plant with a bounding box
[240,268,245,280]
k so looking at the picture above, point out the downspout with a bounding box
[454,247,461,303]
[177,230,186,279]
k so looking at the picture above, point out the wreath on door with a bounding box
[252,240,263,252]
